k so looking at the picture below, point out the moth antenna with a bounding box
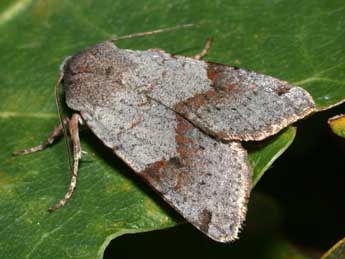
[110,24,195,42]
[55,72,73,173]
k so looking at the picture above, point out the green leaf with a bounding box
[0,0,344,258]
[328,114,345,138]
[248,127,296,187]
[321,238,345,259]
[105,193,311,259]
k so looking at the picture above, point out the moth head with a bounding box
[60,42,125,111]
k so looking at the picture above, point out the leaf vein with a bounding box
[25,210,81,259]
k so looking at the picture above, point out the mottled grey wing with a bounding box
[115,47,315,141]
[63,42,252,242]
[173,63,315,141]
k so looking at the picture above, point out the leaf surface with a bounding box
[0,0,344,258]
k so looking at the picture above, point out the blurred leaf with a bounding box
[328,114,345,138]
[248,127,296,186]
[321,238,345,259]
[105,193,311,259]
[0,0,344,258]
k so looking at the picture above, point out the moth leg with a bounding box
[48,113,82,212]
[13,118,69,156]
[193,37,212,60]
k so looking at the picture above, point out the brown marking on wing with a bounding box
[129,117,143,129]
[173,83,238,116]
[141,160,169,184]
[173,171,190,191]
[207,62,227,81]
[140,115,199,192]
[223,83,238,92]
[173,89,217,115]
[174,115,200,165]
[173,62,245,116]
[198,209,213,233]
[105,66,113,76]
[275,85,291,96]
[207,66,217,81]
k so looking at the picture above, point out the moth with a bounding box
[14,26,315,243]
